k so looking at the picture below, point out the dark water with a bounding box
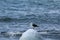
[0,0,60,40]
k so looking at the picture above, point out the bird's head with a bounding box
[30,22,39,29]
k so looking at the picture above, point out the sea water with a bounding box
[0,0,60,40]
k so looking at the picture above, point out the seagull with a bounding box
[19,23,42,40]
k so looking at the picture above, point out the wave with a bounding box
[0,31,22,38]
[0,13,60,24]
[0,30,60,39]
[0,16,14,22]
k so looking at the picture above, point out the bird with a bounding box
[19,23,43,40]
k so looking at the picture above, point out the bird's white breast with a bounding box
[19,29,42,40]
